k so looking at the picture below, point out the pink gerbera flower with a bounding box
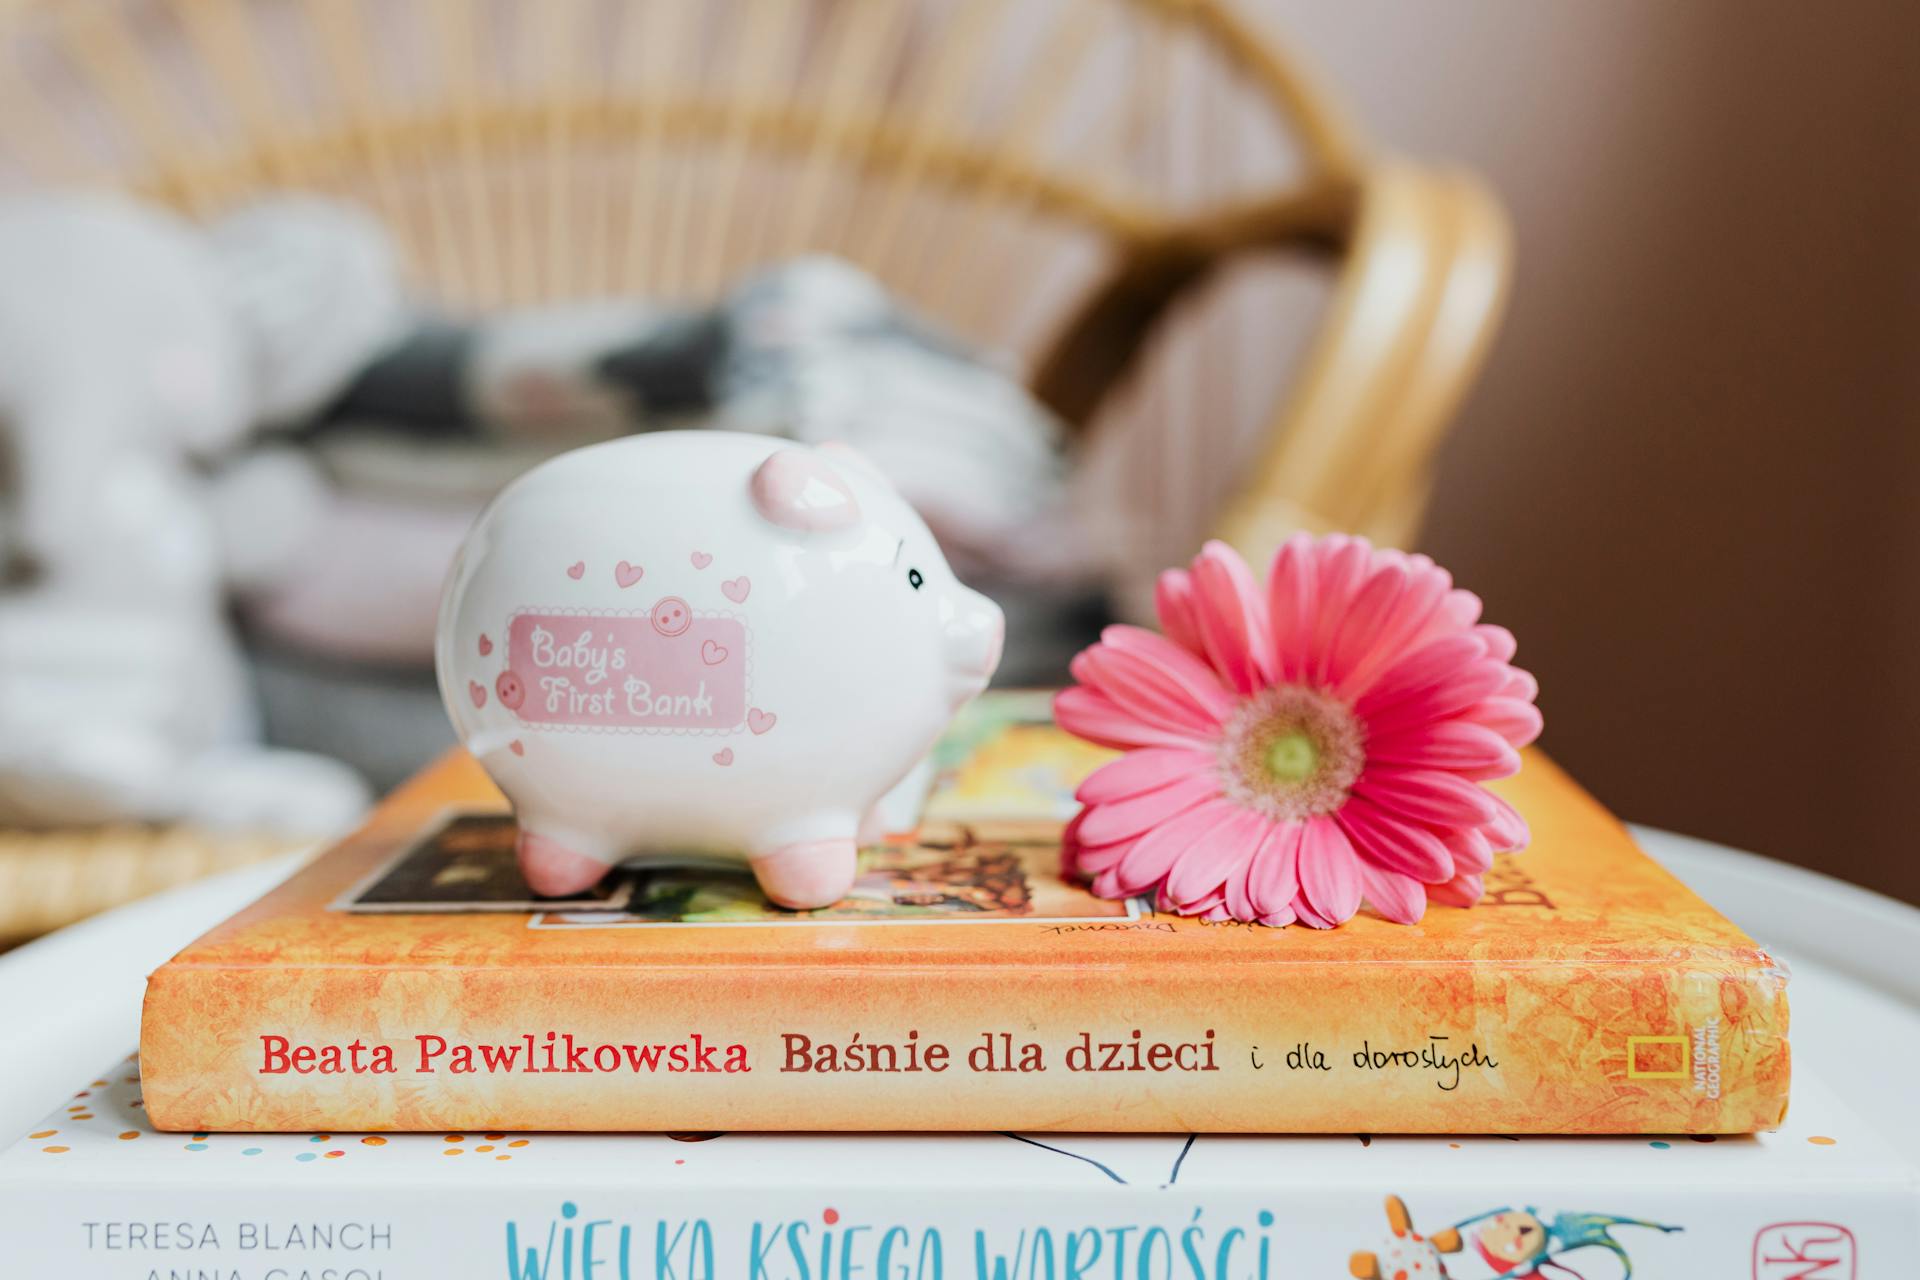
[1056,535,1542,928]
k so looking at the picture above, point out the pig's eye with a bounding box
[907,568,924,590]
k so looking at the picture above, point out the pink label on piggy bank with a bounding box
[505,610,747,731]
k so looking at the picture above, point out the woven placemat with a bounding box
[0,827,306,950]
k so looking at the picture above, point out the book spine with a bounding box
[0,1164,1902,1278]
[139,950,1788,1133]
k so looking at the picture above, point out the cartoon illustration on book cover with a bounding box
[340,807,1132,926]
[922,689,1112,822]
[337,692,1132,926]
[1350,1195,1682,1280]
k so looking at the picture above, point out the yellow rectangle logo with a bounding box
[1626,1035,1691,1079]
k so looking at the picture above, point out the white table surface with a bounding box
[1,828,1916,1143]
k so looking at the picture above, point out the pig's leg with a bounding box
[749,837,858,910]
[516,825,617,897]
[857,803,887,846]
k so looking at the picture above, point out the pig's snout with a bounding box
[941,584,1004,701]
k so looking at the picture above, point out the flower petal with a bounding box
[1189,541,1274,693]
[1097,625,1239,722]
[1076,747,1218,806]
[1333,562,1456,700]
[1427,871,1485,908]
[1313,541,1390,690]
[1482,793,1531,852]
[1474,624,1518,663]
[1226,845,1258,920]
[1352,633,1493,719]
[1365,720,1522,781]
[1333,796,1455,882]
[1165,886,1227,917]
[1442,824,1496,874]
[1307,536,1373,685]
[1072,643,1226,738]
[1389,552,1459,640]
[1076,833,1138,877]
[1352,767,1499,827]
[1319,558,1409,691]
[1359,861,1429,924]
[1292,895,1340,930]
[1054,687,1212,751]
[1075,771,1222,846]
[1440,588,1483,629]
[1296,814,1364,926]
[1060,810,1087,879]
[1115,797,1244,893]
[1265,534,1318,682]
[1155,568,1206,658]
[1359,658,1512,734]
[1245,820,1303,918]
[1163,803,1270,906]
[1315,534,1371,608]
[1464,697,1545,749]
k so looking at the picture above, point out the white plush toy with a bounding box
[0,191,1073,833]
[0,193,396,832]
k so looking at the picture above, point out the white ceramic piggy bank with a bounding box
[437,431,1004,908]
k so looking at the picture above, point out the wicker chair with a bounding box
[0,0,1510,943]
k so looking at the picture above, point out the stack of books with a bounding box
[6,692,1906,1274]
[133,693,1789,1136]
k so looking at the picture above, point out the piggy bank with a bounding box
[436,431,1004,908]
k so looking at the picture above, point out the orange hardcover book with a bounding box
[140,693,1789,1134]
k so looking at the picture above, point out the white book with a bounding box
[0,1058,1912,1280]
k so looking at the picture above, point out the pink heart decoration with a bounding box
[748,708,777,735]
[721,576,751,603]
[615,561,645,588]
[691,551,713,569]
[567,561,586,580]
[509,740,525,757]
[701,639,729,666]
[468,681,487,708]
[712,748,734,767]
[477,634,493,656]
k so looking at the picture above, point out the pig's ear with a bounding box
[750,448,862,532]
[815,439,890,485]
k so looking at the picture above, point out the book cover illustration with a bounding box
[346,810,1133,927]
[340,813,639,914]
[1346,1193,1683,1280]
[139,692,1791,1133]
[339,691,1126,927]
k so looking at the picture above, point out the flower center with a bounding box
[1264,731,1319,783]
[1219,685,1365,822]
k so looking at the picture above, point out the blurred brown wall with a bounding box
[1261,2,1920,901]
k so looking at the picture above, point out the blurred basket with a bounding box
[0,0,1511,941]
[0,826,306,950]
